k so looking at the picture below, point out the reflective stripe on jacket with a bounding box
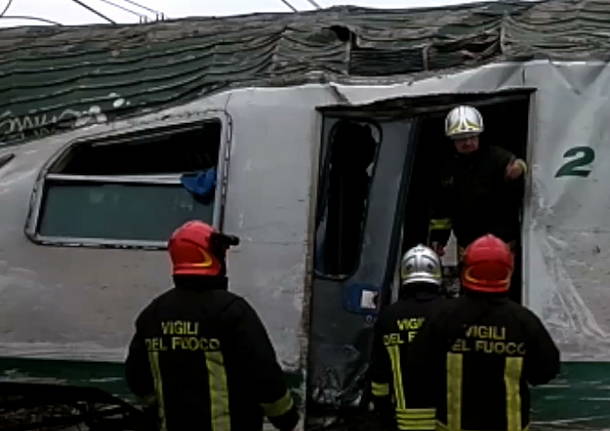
[125,275,299,431]
[409,294,560,431]
[369,289,444,431]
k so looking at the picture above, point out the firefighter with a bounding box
[369,244,445,431]
[125,220,299,431]
[410,234,560,431]
[429,105,527,257]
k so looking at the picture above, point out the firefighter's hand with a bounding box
[431,241,445,257]
[505,158,527,180]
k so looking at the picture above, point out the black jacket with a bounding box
[125,275,299,431]
[430,145,523,248]
[369,286,445,430]
[409,293,560,431]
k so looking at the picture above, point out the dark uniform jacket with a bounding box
[125,275,299,431]
[430,145,523,248]
[369,287,445,431]
[409,293,560,431]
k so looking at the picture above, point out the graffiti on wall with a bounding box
[0,93,130,146]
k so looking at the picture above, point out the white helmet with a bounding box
[445,105,484,139]
[401,244,442,286]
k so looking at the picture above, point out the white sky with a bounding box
[0,0,488,27]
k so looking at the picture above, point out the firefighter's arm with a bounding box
[524,313,561,386]
[125,319,155,404]
[231,299,299,431]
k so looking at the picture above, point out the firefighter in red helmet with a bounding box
[125,220,299,431]
[407,234,560,431]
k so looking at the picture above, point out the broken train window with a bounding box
[315,119,380,278]
[26,120,224,247]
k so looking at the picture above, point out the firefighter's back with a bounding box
[435,294,559,431]
[411,235,559,431]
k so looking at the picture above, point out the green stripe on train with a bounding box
[1,358,609,427]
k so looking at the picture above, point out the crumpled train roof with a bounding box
[0,0,608,145]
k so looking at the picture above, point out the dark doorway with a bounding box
[400,96,530,303]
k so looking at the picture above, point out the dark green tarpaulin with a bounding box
[2,0,609,145]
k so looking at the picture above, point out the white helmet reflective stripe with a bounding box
[401,244,442,286]
[445,105,484,138]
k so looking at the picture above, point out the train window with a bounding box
[315,119,380,278]
[27,120,224,248]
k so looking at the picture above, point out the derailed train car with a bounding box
[1,0,610,428]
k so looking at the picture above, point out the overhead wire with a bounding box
[70,0,116,24]
[279,0,298,12]
[305,0,321,9]
[97,0,150,22]
[0,0,13,17]
[117,0,165,19]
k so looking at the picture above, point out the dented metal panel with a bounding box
[523,61,610,362]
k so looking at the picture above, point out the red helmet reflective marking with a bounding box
[191,248,214,268]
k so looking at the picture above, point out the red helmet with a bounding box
[168,221,238,277]
[461,234,514,293]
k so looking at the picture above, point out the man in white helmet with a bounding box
[368,244,445,431]
[429,105,527,257]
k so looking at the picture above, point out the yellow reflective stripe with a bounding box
[148,351,167,431]
[261,390,294,417]
[205,350,231,431]
[396,408,436,419]
[386,344,406,409]
[464,120,481,131]
[396,418,436,430]
[429,218,452,230]
[371,381,390,397]
[446,353,463,431]
[397,408,436,429]
[505,357,524,431]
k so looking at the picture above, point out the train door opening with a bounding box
[308,90,531,426]
[399,96,530,303]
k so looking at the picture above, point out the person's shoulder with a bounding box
[437,295,486,319]
[133,292,164,327]
[376,301,402,323]
[221,293,259,320]
[421,296,458,322]
[441,295,466,309]
[137,288,174,313]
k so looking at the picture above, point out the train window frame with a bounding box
[25,114,230,249]
[314,118,382,280]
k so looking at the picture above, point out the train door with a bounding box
[307,90,531,426]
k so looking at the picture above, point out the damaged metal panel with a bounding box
[523,61,610,362]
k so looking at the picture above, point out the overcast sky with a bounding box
[0,0,488,27]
